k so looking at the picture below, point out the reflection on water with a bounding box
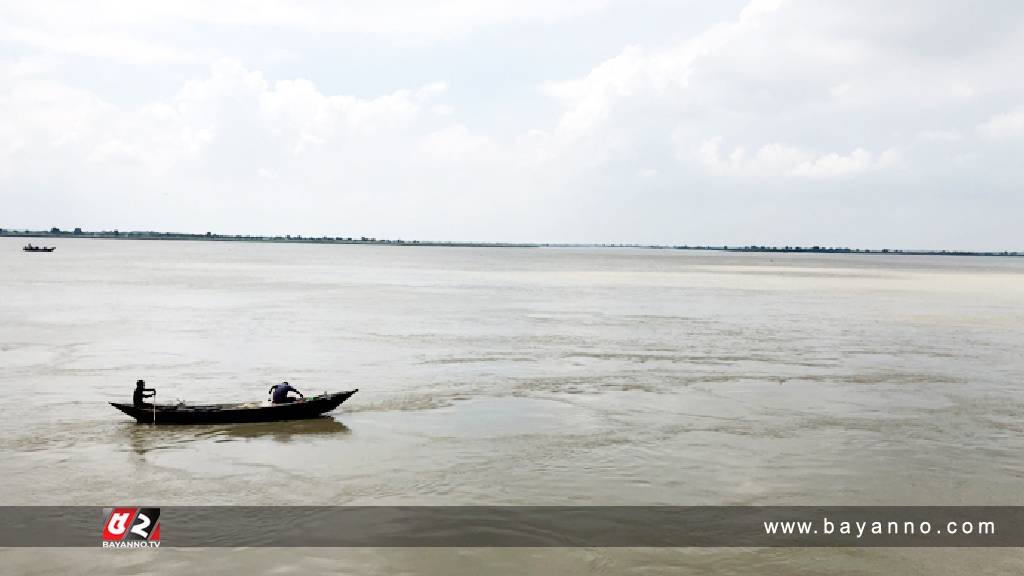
[125,417,350,455]
[220,416,351,440]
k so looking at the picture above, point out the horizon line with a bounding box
[3,227,1022,257]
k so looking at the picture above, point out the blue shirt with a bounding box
[270,383,298,403]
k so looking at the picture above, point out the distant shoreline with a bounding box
[2,228,1021,257]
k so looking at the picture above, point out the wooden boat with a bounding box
[110,390,358,424]
[23,245,56,252]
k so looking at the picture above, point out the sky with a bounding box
[1,0,1023,249]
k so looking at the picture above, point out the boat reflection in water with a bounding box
[125,416,350,456]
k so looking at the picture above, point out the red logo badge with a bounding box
[102,507,161,547]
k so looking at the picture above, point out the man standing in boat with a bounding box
[269,381,304,404]
[133,379,156,407]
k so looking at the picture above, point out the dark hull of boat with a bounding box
[110,390,357,424]
[23,247,55,252]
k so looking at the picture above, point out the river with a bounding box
[3,238,1023,573]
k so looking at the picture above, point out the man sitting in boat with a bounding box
[133,379,156,407]
[269,382,304,404]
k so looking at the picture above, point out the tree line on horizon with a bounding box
[0,227,1020,256]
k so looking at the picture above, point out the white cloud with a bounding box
[0,57,541,239]
[697,138,801,176]
[2,0,1024,248]
[977,106,1024,140]
[695,137,898,179]
[791,147,900,178]
[539,0,1023,172]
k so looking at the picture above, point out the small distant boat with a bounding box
[110,390,358,424]
[23,244,55,252]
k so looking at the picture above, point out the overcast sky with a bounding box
[2,0,1023,249]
